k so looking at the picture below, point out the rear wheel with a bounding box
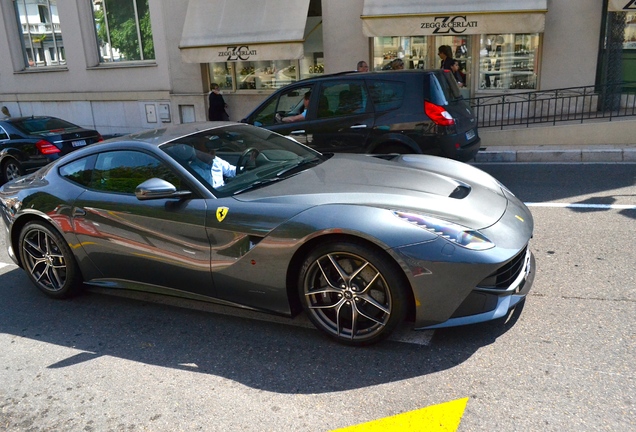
[298,241,408,345]
[18,221,83,299]
[376,143,412,155]
[1,158,24,183]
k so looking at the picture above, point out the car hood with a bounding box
[234,154,511,229]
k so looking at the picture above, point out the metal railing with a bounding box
[467,82,636,129]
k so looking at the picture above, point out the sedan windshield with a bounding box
[161,124,326,197]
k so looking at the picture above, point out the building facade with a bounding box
[0,0,634,136]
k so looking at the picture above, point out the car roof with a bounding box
[102,121,244,147]
[293,68,440,84]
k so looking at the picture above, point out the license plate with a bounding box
[465,129,475,140]
[72,140,87,147]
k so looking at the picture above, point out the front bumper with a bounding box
[418,249,535,329]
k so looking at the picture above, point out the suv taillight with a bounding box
[35,140,61,155]
[425,101,455,126]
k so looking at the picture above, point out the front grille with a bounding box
[477,246,528,290]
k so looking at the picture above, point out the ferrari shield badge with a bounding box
[216,206,229,222]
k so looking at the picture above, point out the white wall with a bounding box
[322,0,369,73]
[540,0,604,89]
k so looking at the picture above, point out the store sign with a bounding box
[421,16,478,34]
[218,46,257,61]
[609,0,636,11]
[363,12,545,37]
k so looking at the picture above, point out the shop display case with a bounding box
[479,34,538,90]
[373,36,427,70]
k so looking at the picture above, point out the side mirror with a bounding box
[135,178,192,201]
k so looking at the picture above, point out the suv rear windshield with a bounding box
[12,117,80,134]
[428,71,462,106]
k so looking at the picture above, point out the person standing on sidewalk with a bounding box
[208,83,229,121]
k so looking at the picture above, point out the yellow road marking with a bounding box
[332,397,468,432]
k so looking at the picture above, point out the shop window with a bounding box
[479,33,539,90]
[622,11,636,84]
[236,60,298,90]
[433,35,471,93]
[15,0,66,68]
[209,57,323,93]
[92,0,155,63]
[373,36,428,71]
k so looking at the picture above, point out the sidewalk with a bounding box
[473,144,636,163]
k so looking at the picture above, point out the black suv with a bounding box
[241,69,480,161]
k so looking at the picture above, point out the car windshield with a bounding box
[161,124,326,197]
[12,117,80,134]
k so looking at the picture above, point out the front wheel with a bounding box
[18,221,83,299]
[298,241,408,345]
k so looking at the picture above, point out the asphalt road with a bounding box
[1,162,635,431]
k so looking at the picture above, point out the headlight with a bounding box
[393,210,494,251]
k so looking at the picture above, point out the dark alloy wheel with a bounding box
[299,241,408,345]
[1,158,24,183]
[18,221,82,298]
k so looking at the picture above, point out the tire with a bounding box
[298,241,408,345]
[376,143,412,155]
[1,158,24,184]
[18,221,83,299]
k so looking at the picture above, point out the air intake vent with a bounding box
[449,185,470,199]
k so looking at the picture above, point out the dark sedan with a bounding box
[0,122,534,345]
[0,116,103,184]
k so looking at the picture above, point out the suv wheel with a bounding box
[377,144,412,155]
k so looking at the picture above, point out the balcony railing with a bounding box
[467,82,636,129]
[21,22,61,34]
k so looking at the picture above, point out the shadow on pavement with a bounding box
[0,268,524,395]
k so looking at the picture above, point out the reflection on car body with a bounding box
[0,116,103,184]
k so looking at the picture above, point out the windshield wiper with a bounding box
[276,157,322,178]
[233,177,285,195]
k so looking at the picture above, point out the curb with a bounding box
[473,146,636,163]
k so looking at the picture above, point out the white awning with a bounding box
[361,0,548,37]
[609,0,636,12]
[180,0,310,63]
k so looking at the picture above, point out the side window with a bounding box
[0,126,8,141]
[318,81,368,118]
[252,86,313,126]
[91,151,180,194]
[59,156,94,187]
[367,80,405,112]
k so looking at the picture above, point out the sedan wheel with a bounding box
[299,242,408,345]
[2,158,24,183]
[18,221,82,298]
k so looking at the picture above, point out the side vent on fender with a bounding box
[449,185,471,199]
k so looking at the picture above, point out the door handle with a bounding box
[350,124,367,129]
[290,130,306,135]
